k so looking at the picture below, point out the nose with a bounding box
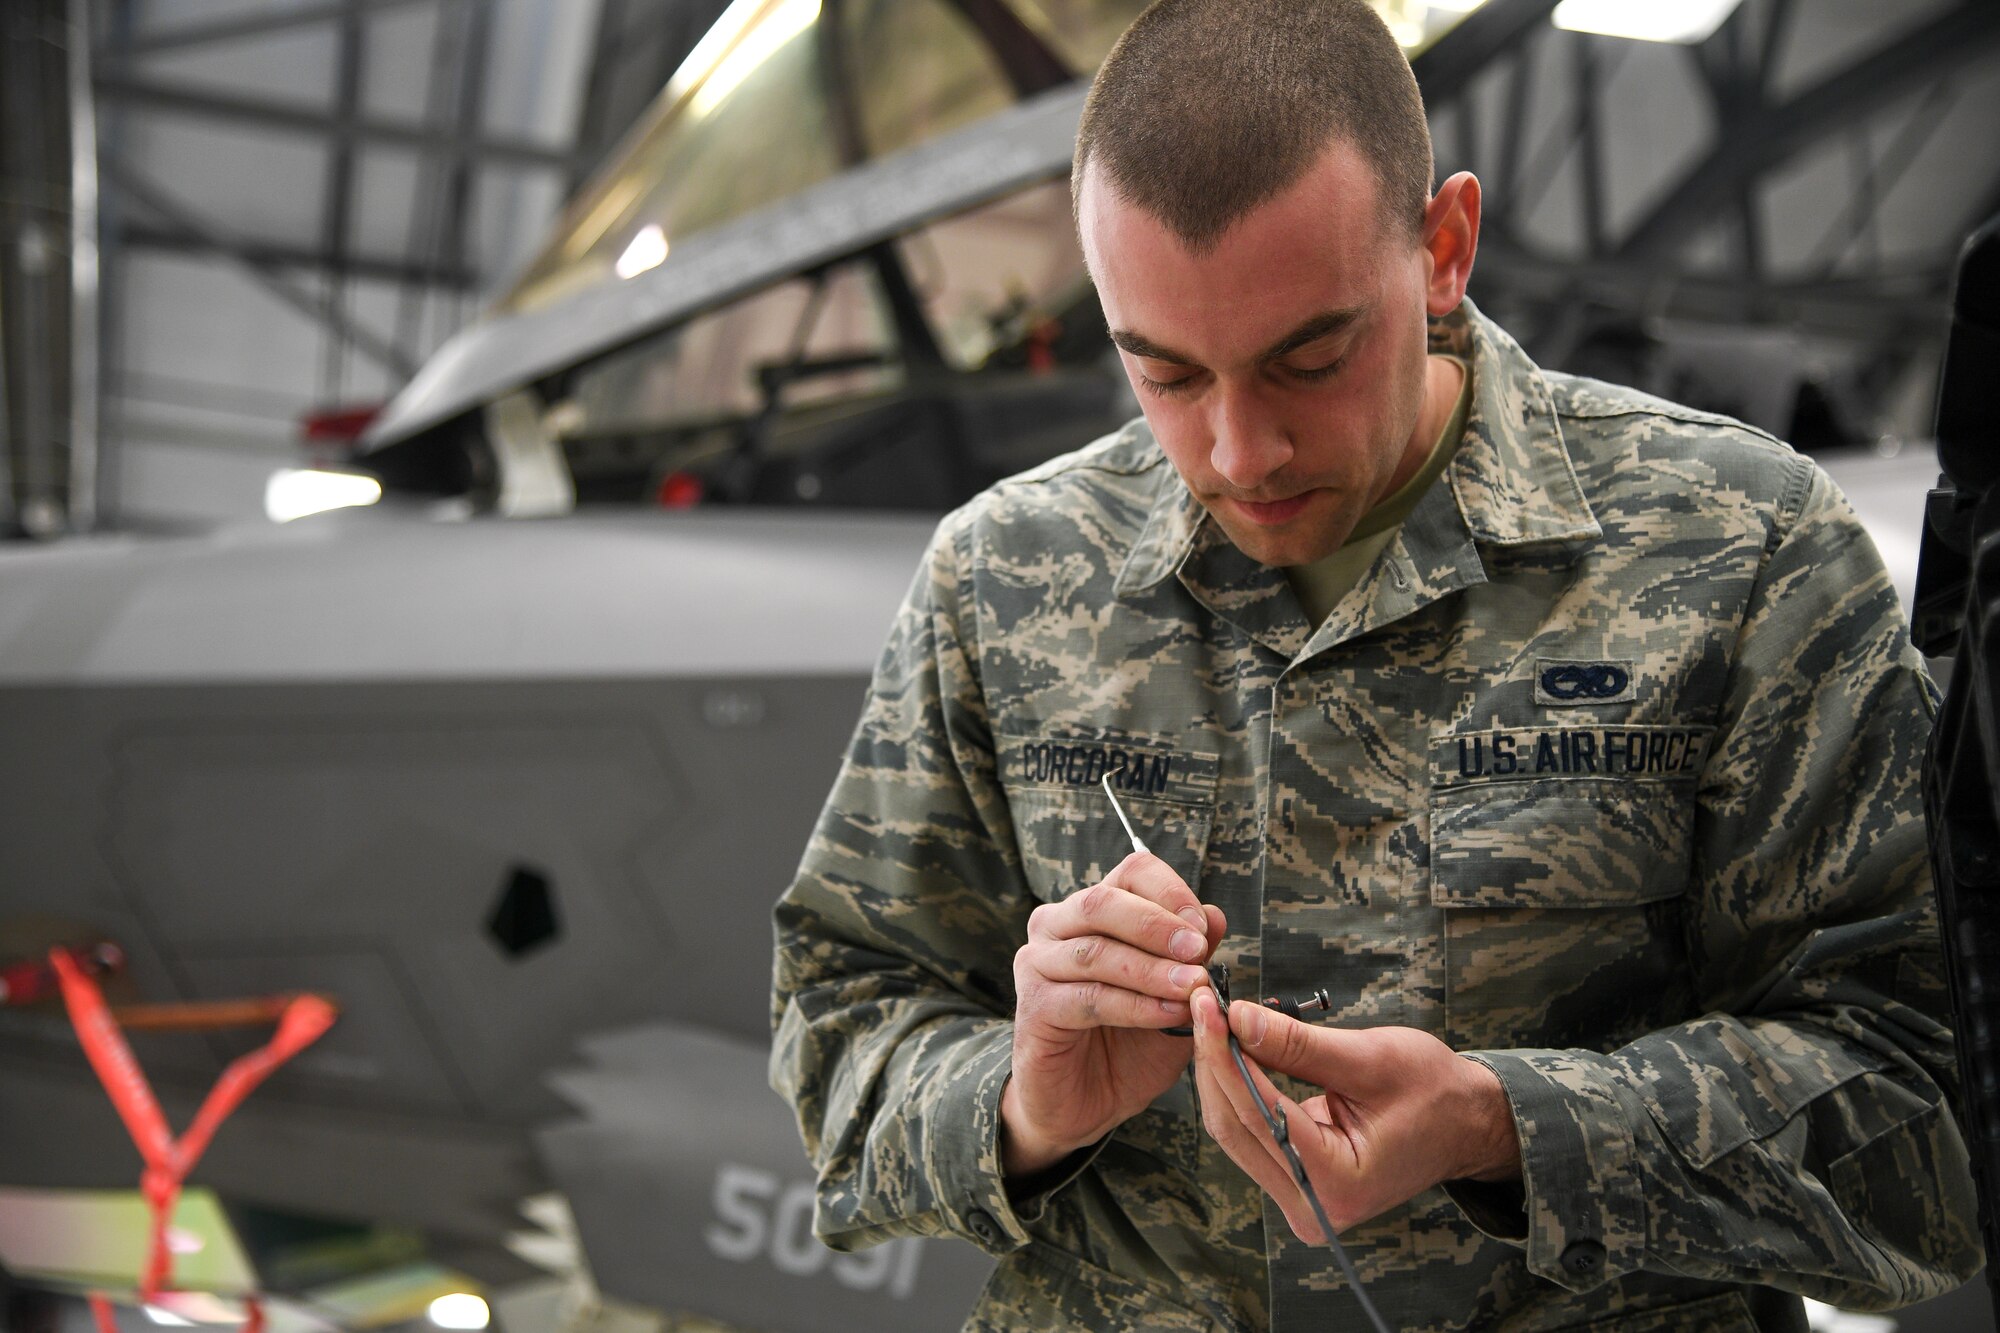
[1207,381,1292,492]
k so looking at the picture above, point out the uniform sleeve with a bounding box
[1452,460,1982,1307]
[770,511,1050,1257]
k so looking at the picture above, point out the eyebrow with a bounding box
[1109,306,1366,368]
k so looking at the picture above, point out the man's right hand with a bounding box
[1001,851,1226,1178]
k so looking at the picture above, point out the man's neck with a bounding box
[1378,354,1466,504]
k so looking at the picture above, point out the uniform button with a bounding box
[967,1208,1001,1244]
[1559,1239,1607,1279]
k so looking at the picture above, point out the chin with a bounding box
[1216,522,1332,569]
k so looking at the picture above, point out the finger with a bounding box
[1195,997,1294,1172]
[1026,978,1193,1031]
[1033,879,1209,965]
[1103,851,1209,937]
[1029,935,1210,1002]
[1190,989,1302,1201]
[1226,1042,1361,1238]
[1201,1027,1343,1241]
[1202,903,1227,954]
[1227,997,1344,1087]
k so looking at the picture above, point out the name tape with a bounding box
[1010,736,1217,805]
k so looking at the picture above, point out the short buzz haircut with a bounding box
[1073,0,1434,251]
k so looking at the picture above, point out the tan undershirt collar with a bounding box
[1287,356,1472,629]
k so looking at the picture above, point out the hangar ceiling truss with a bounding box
[1458,0,2000,370]
[6,0,1996,534]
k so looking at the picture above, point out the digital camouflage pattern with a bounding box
[770,300,1980,1331]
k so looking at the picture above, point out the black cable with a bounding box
[1216,975,1394,1333]
[1097,784,1393,1329]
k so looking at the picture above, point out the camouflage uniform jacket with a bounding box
[770,300,1978,1331]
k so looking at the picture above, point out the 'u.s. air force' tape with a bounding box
[1431,725,1715,787]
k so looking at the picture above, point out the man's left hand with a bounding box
[1188,987,1522,1242]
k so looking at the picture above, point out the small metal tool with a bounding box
[1101,770,1149,855]
[1094,768,1387,1329]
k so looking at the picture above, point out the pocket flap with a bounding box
[1431,778,1693,909]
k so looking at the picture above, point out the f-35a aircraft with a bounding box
[0,0,1181,1320]
[1,0,1972,1328]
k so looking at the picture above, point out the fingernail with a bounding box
[1170,929,1202,961]
[1178,907,1206,932]
[1169,964,1201,990]
[1240,1005,1266,1045]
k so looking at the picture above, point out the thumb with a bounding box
[1229,1000,1343,1085]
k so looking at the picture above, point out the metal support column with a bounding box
[65,0,99,532]
[0,0,72,537]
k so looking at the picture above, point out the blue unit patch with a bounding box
[1535,658,1637,705]
[1431,725,1715,787]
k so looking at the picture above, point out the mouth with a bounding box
[1229,492,1315,526]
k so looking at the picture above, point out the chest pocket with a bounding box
[999,732,1219,1180]
[1429,725,1710,1051]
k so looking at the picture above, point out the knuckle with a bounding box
[1116,850,1154,876]
[1074,882,1114,921]
[1077,980,1104,1024]
[1071,935,1104,970]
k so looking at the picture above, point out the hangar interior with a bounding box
[1,0,1997,1330]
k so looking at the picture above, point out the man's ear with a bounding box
[1421,172,1481,316]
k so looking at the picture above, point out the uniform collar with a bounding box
[1435,297,1599,546]
[1115,297,1600,604]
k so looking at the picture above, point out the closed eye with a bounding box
[1139,372,1199,398]
[1285,356,1346,383]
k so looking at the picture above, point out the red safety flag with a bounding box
[50,948,334,1329]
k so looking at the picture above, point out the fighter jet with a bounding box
[0,0,1197,1318]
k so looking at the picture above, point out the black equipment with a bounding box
[1915,212,2000,1313]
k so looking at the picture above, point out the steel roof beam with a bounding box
[1618,1,2000,259]
[92,73,567,170]
[1805,80,1960,279]
[119,226,477,288]
[319,0,366,400]
[105,0,430,56]
[1476,237,1950,340]
[103,156,416,378]
[1412,0,1564,107]
[433,0,495,348]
